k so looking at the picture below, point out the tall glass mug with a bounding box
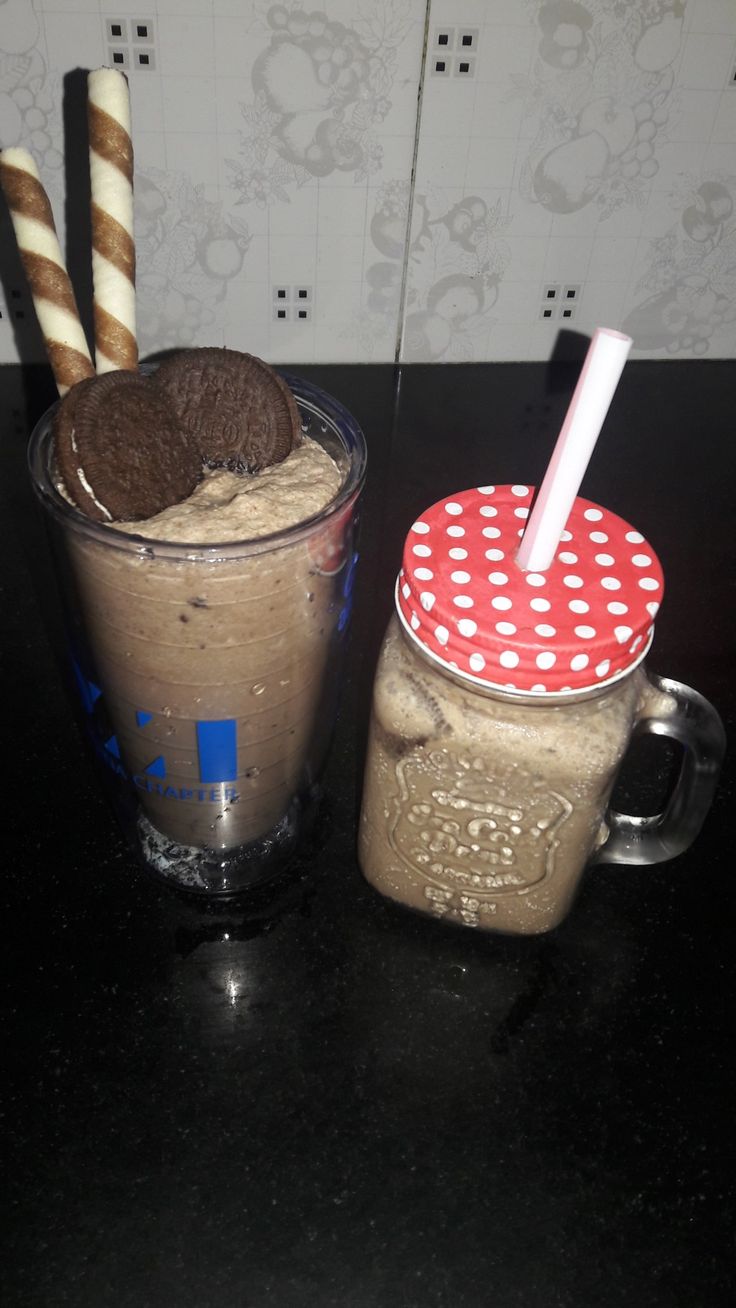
[359,487,725,934]
[29,377,366,896]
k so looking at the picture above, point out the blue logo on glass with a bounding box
[73,659,240,802]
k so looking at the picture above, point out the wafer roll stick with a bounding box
[0,148,95,395]
[88,68,137,373]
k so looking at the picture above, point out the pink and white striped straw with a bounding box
[516,327,632,573]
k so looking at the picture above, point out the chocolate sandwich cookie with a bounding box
[153,348,301,473]
[54,370,202,522]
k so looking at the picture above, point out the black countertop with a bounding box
[2,360,734,1307]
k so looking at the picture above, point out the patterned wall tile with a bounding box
[401,0,736,362]
[1,0,735,366]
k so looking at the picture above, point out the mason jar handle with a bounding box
[592,673,726,868]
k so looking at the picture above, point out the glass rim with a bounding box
[27,371,367,562]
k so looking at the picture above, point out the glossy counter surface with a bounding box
[2,360,734,1308]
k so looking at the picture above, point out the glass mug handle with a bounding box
[592,673,726,868]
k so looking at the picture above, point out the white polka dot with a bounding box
[488,571,508,585]
[435,625,449,645]
[414,567,433,581]
[491,595,513,611]
[410,612,420,630]
[638,577,660,591]
[607,601,628,615]
[530,597,551,612]
[570,654,589,671]
[568,599,589,614]
[495,621,516,635]
[584,508,603,521]
[469,653,486,673]
[595,659,611,677]
[589,531,608,543]
[631,553,652,567]
[482,525,501,539]
[444,501,463,516]
[525,573,546,587]
[451,570,471,584]
[646,601,660,617]
[536,651,556,670]
[479,505,498,518]
[558,551,578,564]
[625,530,644,543]
[412,543,432,557]
[560,530,573,542]
[499,650,520,668]
[457,618,477,637]
[420,592,436,611]
[574,625,596,639]
[453,594,474,609]
[511,485,529,497]
[594,552,615,566]
[401,582,411,599]
[601,576,621,591]
[614,625,633,644]
[531,683,547,693]
[411,521,430,534]
[477,485,495,495]
[514,507,529,519]
[485,548,505,562]
[535,624,556,638]
[563,575,584,589]
[448,547,468,560]
[446,525,465,537]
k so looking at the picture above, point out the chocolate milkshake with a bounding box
[360,614,647,933]
[359,486,724,933]
[30,369,366,893]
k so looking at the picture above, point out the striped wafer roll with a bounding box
[0,147,95,395]
[88,68,137,373]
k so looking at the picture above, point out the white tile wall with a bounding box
[2,0,736,365]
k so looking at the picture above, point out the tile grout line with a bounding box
[393,0,433,365]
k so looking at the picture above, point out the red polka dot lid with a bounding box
[396,485,664,695]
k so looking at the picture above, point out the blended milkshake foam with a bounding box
[359,615,646,933]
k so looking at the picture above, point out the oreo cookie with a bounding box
[54,371,202,522]
[154,348,301,473]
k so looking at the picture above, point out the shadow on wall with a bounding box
[0,201,47,367]
[62,67,94,354]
